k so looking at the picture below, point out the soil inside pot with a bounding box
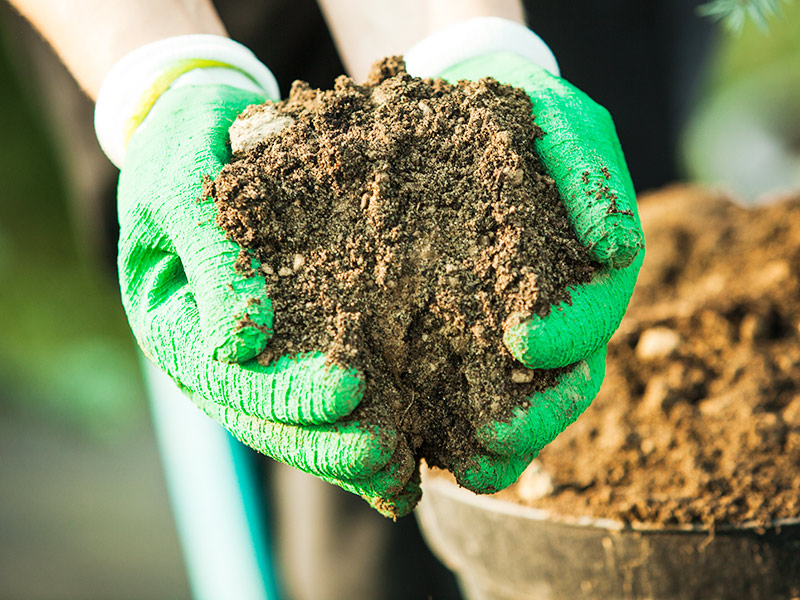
[496,186,800,528]
[206,58,597,491]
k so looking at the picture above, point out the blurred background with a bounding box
[0,4,190,598]
[0,2,798,599]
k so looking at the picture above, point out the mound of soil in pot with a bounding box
[206,58,597,498]
[498,186,800,528]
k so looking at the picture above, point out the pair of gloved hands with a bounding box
[97,19,643,517]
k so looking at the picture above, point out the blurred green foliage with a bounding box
[682,0,800,200]
[709,0,800,86]
[0,32,145,436]
[698,0,793,33]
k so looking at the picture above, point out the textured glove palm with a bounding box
[119,82,410,504]
[439,53,645,493]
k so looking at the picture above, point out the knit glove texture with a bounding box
[440,53,644,493]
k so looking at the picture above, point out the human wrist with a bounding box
[404,16,559,79]
[94,34,279,168]
[428,0,525,32]
[8,0,228,97]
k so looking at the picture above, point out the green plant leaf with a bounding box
[698,0,792,33]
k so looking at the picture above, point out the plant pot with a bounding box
[415,468,800,600]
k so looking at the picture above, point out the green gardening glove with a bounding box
[97,36,408,508]
[438,51,644,493]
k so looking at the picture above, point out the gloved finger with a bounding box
[120,83,272,364]
[452,451,535,495]
[477,347,606,458]
[198,351,365,425]
[323,438,417,500]
[504,253,642,369]
[196,395,395,481]
[134,265,364,425]
[362,477,423,520]
[440,52,643,269]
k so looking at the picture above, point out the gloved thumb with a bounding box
[120,83,273,363]
[97,35,281,364]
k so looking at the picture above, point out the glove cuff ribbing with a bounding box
[404,17,559,79]
[94,34,279,168]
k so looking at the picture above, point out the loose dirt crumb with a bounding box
[207,58,597,504]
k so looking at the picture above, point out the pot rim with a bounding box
[419,470,800,534]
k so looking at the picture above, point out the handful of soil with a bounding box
[498,186,800,529]
[206,58,597,509]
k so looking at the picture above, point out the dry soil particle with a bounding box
[207,58,597,481]
[499,186,800,528]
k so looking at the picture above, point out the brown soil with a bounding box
[207,58,596,486]
[497,185,800,528]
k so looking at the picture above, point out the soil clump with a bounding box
[207,58,597,487]
[498,186,800,528]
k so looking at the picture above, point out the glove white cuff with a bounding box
[95,34,279,168]
[404,17,559,79]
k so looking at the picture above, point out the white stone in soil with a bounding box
[635,327,681,361]
[511,368,535,384]
[514,460,554,502]
[229,105,294,155]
